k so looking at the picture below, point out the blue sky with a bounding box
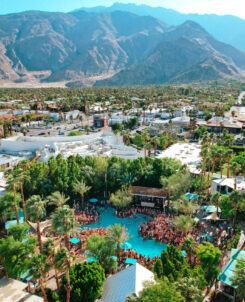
[1,0,245,19]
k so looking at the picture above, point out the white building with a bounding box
[211,177,245,195]
[0,130,140,162]
[101,263,154,302]
[157,143,201,174]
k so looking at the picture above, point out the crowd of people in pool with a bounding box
[75,207,101,225]
[115,207,161,218]
[138,213,230,249]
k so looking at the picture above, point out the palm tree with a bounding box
[51,205,76,250]
[200,147,209,175]
[42,239,60,290]
[54,248,73,302]
[211,192,221,215]
[175,196,196,217]
[28,254,50,302]
[14,167,30,222]
[73,180,91,208]
[152,136,160,155]
[26,195,46,252]
[107,224,129,260]
[47,191,69,209]
[231,162,241,190]
[145,142,152,157]
[6,173,20,224]
[218,148,225,178]
[84,125,90,135]
[181,236,196,267]
[224,149,233,178]
[174,215,196,236]
[211,148,219,175]
[230,190,243,227]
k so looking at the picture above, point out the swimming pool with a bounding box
[82,208,167,258]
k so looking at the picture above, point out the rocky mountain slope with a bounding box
[79,3,245,51]
[0,10,244,87]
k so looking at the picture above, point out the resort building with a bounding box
[131,186,167,209]
[211,177,245,195]
[0,130,140,162]
[218,249,245,301]
[156,143,201,174]
[101,263,154,302]
[206,117,243,134]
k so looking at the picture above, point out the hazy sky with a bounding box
[1,0,245,19]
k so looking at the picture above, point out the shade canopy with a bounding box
[89,198,98,203]
[125,258,137,264]
[185,193,199,200]
[86,257,98,262]
[219,249,245,287]
[120,242,132,250]
[181,250,187,258]
[202,205,221,213]
[203,212,224,221]
[69,237,80,244]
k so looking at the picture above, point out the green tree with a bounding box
[110,187,132,209]
[51,205,76,250]
[86,234,116,272]
[47,191,69,209]
[26,195,46,252]
[107,224,129,260]
[231,260,245,301]
[0,192,21,222]
[0,232,36,278]
[73,180,91,208]
[230,190,243,226]
[42,239,60,290]
[211,192,221,215]
[174,215,196,236]
[54,247,73,302]
[175,277,203,302]
[181,236,196,267]
[197,242,221,285]
[60,262,105,302]
[28,254,50,302]
[6,173,20,224]
[126,279,184,302]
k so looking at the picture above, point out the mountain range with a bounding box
[0,8,245,87]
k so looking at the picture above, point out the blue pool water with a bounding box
[82,208,167,258]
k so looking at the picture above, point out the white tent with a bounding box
[203,212,225,221]
[101,263,154,302]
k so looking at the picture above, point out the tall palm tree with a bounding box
[145,142,153,157]
[231,162,241,190]
[211,149,219,175]
[26,195,46,252]
[73,180,91,208]
[174,215,196,236]
[152,136,160,155]
[230,190,243,227]
[14,167,30,222]
[181,236,196,267]
[54,248,73,302]
[28,254,50,302]
[42,239,60,290]
[218,148,225,178]
[107,224,129,260]
[224,149,233,178]
[47,191,69,209]
[175,196,196,217]
[51,205,76,250]
[6,173,20,224]
[211,192,221,215]
[200,147,209,175]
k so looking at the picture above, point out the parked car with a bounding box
[38,132,46,136]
